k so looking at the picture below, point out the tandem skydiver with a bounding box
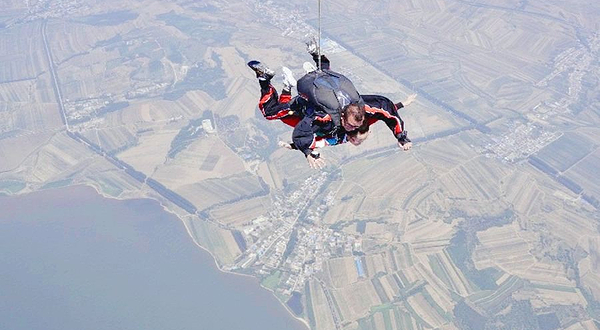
[247,37,414,168]
[248,53,365,169]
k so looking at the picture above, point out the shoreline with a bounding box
[1,182,311,330]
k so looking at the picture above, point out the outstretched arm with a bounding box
[361,94,412,150]
[395,94,416,150]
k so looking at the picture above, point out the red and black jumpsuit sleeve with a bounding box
[361,94,410,144]
[257,80,301,127]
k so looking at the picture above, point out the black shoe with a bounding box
[247,60,275,81]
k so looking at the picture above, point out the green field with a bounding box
[41,179,72,190]
[0,180,26,194]
[261,271,281,291]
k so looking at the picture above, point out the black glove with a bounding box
[397,130,411,145]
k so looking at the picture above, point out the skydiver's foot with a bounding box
[305,35,319,55]
[281,66,296,91]
[247,60,274,81]
[303,61,317,74]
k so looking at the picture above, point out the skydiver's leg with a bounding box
[248,60,289,118]
[259,84,302,127]
[248,61,303,127]
[261,85,301,127]
[259,85,286,116]
[247,60,276,103]
[279,88,292,103]
[281,66,296,95]
[276,67,303,127]
[312,54,330,70]
[306,36,331,70]
[279,67,295,103]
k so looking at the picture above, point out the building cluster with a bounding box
[484,121,561,162]
[125,82,170,99]
[485,34,600,163]
[64,95,113,122]
[248,0,347,55]
[231,172,363,297]
[17,0,86,24]
[248,0,312,40]
[534,33,600,119]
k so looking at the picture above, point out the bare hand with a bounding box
[278,141,293,150]
[402,94,417,107]
[307,155,326,169]
[398,141,412,151]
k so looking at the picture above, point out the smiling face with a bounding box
[348,130,369,146]
[341,103,365,131]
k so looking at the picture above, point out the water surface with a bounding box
[0,186,306,330]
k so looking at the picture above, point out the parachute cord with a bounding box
[318,0,322,71]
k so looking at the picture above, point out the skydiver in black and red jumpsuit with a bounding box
[248,43,413,168]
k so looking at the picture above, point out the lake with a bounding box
[0,185,306,330]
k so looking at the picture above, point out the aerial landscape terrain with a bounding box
[1,0,600,329]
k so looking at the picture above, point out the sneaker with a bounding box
[281,66,296,91]
[303,61,317,74]
[247,60,274,80]
[305,36,319,55]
